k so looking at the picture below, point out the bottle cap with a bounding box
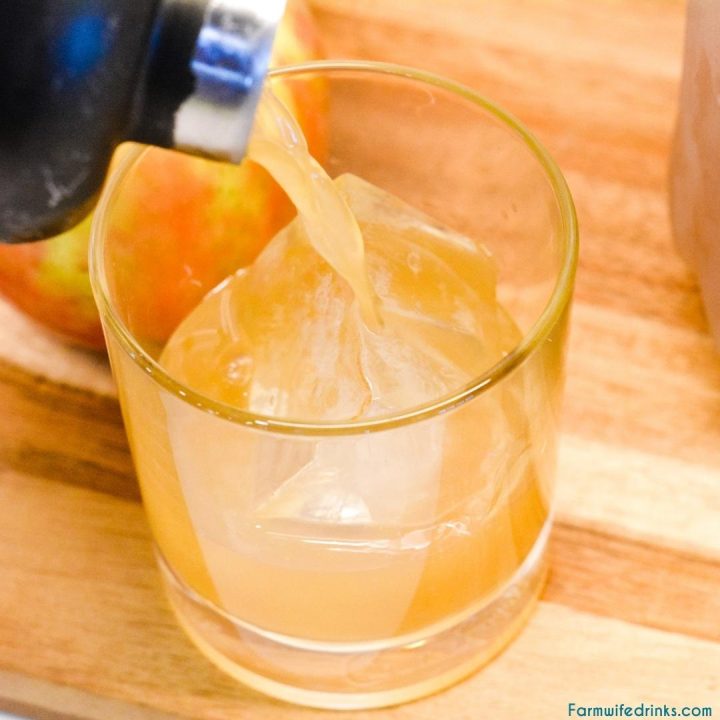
[144,0,288,162]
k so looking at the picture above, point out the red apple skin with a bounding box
[0,213,106,348]
[103,148,297,345]
[0,0,324,350]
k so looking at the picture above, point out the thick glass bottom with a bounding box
[158,521,549,710]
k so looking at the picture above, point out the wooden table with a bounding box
[1,0,719,717]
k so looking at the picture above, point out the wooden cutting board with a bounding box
[2,0,719,718]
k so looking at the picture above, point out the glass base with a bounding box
[158,522,549,710]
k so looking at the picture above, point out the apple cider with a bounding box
[144,89,551,644]
[94,62,575,708]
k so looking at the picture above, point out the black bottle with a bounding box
[0,0,284,243]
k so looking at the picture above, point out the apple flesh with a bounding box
[0,0,324,350]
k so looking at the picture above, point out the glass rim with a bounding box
[90,59,578,437]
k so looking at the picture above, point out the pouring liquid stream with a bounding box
[248,89,382,329]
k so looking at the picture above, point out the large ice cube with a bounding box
[252,420,445,526]
[161,173,519,422]
[160,174,525,536]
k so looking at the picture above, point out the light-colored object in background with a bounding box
[670,0,720,345]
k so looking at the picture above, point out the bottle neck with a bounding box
[131,0,286,162]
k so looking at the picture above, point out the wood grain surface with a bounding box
[2,0,720,718]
